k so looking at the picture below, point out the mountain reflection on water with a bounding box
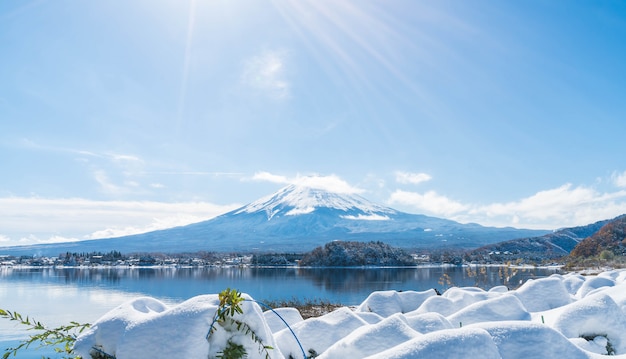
[0,265,558,303]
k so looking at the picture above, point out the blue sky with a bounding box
[2,0,626,246]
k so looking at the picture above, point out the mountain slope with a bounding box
[569,214,626,258]
[0,185,549,256]
[470,218,611,260]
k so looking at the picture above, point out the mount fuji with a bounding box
[0,185,549,256]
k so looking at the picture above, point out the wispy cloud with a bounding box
[241,50,290,100]
[140,171,243,176]
[613,170,626,188]
[110,154,142,163]
[395,171,432,185]
[16,139,141,164]
[251,171,363,194]
[0,197,240,247]
[15,139,154,196]
[93,169,126,195]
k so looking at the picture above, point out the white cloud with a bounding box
[293,175,363,194]
[389,189,468,216]
[251,172,364,194]
[6,234,82,247]
[0,197,240,247]
[241,50,290,100]
[251,171,289,184]
[85,213,216,240]
[467,184,626,229]
[389,183,626,230]
[613,171,626,188]
[395,171,432,185]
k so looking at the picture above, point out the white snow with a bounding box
[235,184,396,219]
[74,269,626,358]
[274,307,368,358]
[340,213,391,221]
[263,307,303,333]
[355,289,436,317]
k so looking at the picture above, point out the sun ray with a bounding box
[176,0,197,137]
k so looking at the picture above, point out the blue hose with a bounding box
[206,300,308,359]
[250,300,307,359]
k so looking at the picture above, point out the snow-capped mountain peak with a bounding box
[235,184,396,220]
[0,184,552,256]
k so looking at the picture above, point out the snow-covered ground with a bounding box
[74,269,626,358]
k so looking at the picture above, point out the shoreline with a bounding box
[0,262,566,270]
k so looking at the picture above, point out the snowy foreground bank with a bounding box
[74,269,626,358]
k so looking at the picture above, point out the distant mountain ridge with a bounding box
[471,219,612,260]
[0,185,549,256]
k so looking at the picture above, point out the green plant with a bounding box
[599,250,615,261]
[0,309,91,359]
[208,288,274,359]
[217,341,247,359]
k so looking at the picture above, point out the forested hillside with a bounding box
[298,241,415,266]
[569,214,626,258]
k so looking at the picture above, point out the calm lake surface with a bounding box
[0,265,559,358]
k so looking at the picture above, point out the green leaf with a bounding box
[0,309,93,359]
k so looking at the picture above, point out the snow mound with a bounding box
[552,292,626,353]
[411,286,493,317]
[354,311,384,324]
[411,295,458,316]
[73,297,169,358]
[575,276,615,298]
[263,307,303,333]
[471,321,590,359]
[562,273,586,294]
[513,276,572,311]
[318,314,420,359]
[363,327,501,359]
[488,285,509,294]
[447,294,530,326]
[404,312,454,333]
[74,269,626,358]
[355,289,436,317]
[442,286,490,306]
[274,307,368,358]
[74,294,280,359]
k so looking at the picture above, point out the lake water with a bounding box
[0,265,559,358]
